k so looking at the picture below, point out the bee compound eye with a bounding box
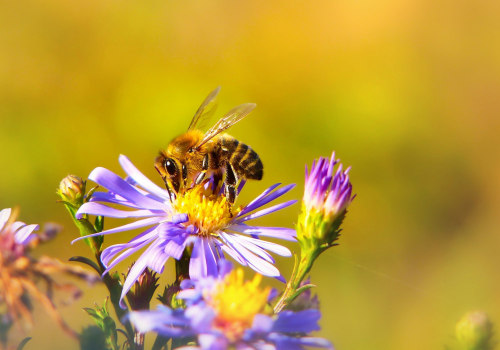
[164,159,177,175]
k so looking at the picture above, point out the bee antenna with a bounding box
[154,163,175,203]
[165,182,175,203]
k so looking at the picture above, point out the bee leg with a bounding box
[195,172,206,185]
[181,163,188,188]
[212,172,223,193]
[195,154,210,185]
[225,163,237,216]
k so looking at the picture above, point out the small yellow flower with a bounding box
[204,268,271,341]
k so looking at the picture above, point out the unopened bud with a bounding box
[456,311,494,350]
[158,283,184,309]
[58,175,85,206]
[126,267,159,311]
[297,152,354,253]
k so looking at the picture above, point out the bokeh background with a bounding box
[1,0,500,349]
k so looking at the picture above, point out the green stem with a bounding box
[134,332,144,350]
[97,258,135,340]
[175,249,191,283]
[63,204,102,255]
[152,335,169,350]
[274,247,320,313]
[61,202,135,346]
[0,318,12,350]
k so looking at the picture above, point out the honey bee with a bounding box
[155,87,263,203]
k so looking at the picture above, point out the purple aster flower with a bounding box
[0,208,96,338]
[304,151,354,218]
[298,151,354,251]
[0,208,38,255]
[128,262,333,350]
[73,155,297,307]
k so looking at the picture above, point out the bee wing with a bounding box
[188,87,221,131]
[195,102,256,149]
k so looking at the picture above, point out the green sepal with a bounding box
[84,300,119,350]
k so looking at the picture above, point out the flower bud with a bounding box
[455,311,494,350]
[158,283,184,309]
[126,267,159,311]
[58,175,85,206]
[297,152,354,253]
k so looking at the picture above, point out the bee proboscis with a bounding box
[155,87,263,203]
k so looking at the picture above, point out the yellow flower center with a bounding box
[173,185,240,236]
[204,268,271,342]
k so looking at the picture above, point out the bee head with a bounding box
[165,157,182,193]
[154,154,178,194]
[154,153,191,196]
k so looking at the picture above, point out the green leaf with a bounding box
[70,256,102,274]
[16,337,31,350]
[80,326,107,350]
[95,216,104,233]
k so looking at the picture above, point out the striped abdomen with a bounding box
[219,136,263,180]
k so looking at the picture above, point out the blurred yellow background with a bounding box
[1,0,500,349]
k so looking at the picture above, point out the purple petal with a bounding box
[220,244,248,266]
[234,235,292,257]
[228,224,296,241]
[71,217,161,244]
[119,258,149,308]
[198,333,228,350]
[221,234,280,277]
[101,225,160,266]
[88,167,166,210]
[119,241,169,307]
[118,155,171,201]
[102,238,154,273]
[223,234,275,264]
[128,307,193,338]
[273,310,321,333]
[242,183,281,211]
[11,221,26,232]
[239,184,295,216]
[251,314,273,333]
[89,192,141,208]
[176,288,199,302]
[163,236,189,260]
[0,208,11,232]
[237,200,297,222]
[189,238,218,279]
[77,202,160,219]
[14,224,39,244]
[185,304,216,333]
[218,260,233,277]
